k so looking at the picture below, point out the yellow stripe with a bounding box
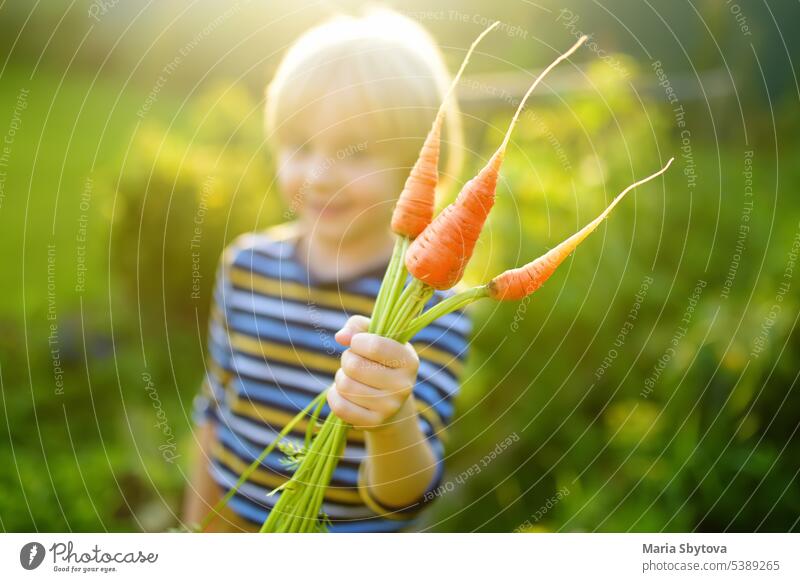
[412,342,464,377]
[229,396,366,444]
[207,361,230,383]
[356,462,420,521]
[230,332,340,374]
[213,442,363,505]
[210,305,226,329]
[229,267,376,314]
[230,395,437,446]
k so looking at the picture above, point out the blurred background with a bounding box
[0,0,798,532]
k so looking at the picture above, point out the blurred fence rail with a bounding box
[459,67,734,109]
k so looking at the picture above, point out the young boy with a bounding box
[183,9,470,532]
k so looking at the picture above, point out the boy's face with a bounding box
[276,104,410,243]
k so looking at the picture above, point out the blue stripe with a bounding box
[227,312,347,356]
[227,375,440,438]
[234,250,308,283]
[216,423,359,483]
[208,341,234,371]
[216,424,292,475]
[411,326,469,358]
[344,276,383,296]
[327,518,410,533]
[418,360,459,395]
[227,494,272,524]
[226,495,410,532]
[235,250,383,299]
[230,376,322,410]
[413,382,454,420]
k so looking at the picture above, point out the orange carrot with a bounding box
[406,35,589,289]
[391,21,499,238]
[488,158,674,301]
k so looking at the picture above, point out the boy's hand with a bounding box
[328,315,419,431]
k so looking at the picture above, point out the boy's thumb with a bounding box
[334,315,370,346]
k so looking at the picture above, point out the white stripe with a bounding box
[208,320,233,356]
[204,374,225,401]
[431,311,471,336]
[418,360,459,396]
[230,353,332,391]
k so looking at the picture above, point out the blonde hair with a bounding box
[265,8,464,189]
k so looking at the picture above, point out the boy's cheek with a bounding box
[344,163,401,202]
[277,171,305,213]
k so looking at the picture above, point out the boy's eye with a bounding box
[341,144,373,162]
[283,141,311,156]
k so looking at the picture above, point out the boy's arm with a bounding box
[182,421,219,527]
[329,315,454,512]
[361,396,437,507]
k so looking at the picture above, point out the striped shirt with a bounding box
[193,224,471,532]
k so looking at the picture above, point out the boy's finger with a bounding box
[334,369,397,416]
[349,333,418,370]
[334,315,370,346]
[341,350,412,395]
[327,384,382,428]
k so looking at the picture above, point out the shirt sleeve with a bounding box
[357,297,471,521]
[192,245,238,426]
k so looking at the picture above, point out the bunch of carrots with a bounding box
[198,24,673,534]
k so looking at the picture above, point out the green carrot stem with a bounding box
[399,285,489,342]
[387,272,418,321]
[372,237,409,334]
[260,235,413,533]
[263,404,346,533]
[382,237,411,333]
[310,420,347,521]
[261,415,335,533]
[368,238,400,333]
[304,390,327,450]
[384,283,419,337]
[198,389,328,532]
[315,419,349,532]
[319,419,349,529]
[302,418,346,532]
[385,279,416,332]
[383,267,410,331]
[262,402,338,532]
[292,421,337,530]
[386,279,434,338]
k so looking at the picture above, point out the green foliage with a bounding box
[109,82,282,325]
